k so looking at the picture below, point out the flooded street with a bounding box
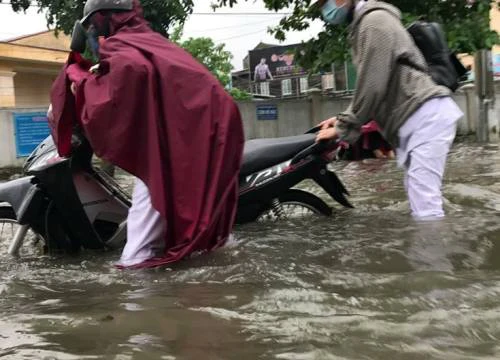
[0,140,499,359]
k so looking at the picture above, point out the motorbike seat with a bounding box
[241,134,316,177]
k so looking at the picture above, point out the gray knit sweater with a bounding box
[335,0,450,146]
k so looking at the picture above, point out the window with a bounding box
[300,77,309,93]
[281,79,292,96]
[259,82,270,96]
[321,74,334,90]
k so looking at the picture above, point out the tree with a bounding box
[171,27,234,87]
[229,87,252,100]
[172,27,252,99]
[3,0,194,36]
[5,0,247,96]
[215,0,500,73]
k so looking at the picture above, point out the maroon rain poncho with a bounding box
[49,0,244,268]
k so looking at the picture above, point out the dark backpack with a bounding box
[401,20,468,92]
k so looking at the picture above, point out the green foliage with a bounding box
[82,47,98,64]
[3,0,194,36]
[6,0,238,95]
[229,87,252,100]
[7,0,500,71]
[172,26,250,99]
[215,0,500,73]
[172,28,234,87]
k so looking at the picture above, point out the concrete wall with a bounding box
[0,107,48,168]
[239,98,315,139]
[0,70,16,108]
[458,83,500,139]
[1,84,499,168]
[238,85,500,142]
[14,73,56,108]
[0,66,61,108]
[0,110,21,168]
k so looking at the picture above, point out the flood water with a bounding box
[0,140,499,359]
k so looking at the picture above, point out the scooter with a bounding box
[0,128,352,256]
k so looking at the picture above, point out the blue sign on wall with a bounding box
[494,53,500,77]
[14,112,50,157]
[256,105,278,121]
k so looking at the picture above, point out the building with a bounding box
[0,30,69,168]
[231,42,357,99]
[235,3,500,96]
[0,30,69,108]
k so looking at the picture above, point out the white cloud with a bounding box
[0,0,324,69]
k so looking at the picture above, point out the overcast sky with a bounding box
[0,0,324,70]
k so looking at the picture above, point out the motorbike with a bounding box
[0,128,352,257]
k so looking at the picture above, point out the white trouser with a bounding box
[396,97,462,219]
[118,178,166,267]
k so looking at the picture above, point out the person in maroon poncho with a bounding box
[49,0,244,269]
[336,120,395,161]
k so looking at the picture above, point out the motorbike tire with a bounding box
[0,203,84,256]
[0,206,51,255]
[0,206,39,255]
[256,189,332,221]
[279,189,332,215]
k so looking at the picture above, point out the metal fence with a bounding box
[232,61,358,100]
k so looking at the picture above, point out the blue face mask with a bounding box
[321,0,350,25]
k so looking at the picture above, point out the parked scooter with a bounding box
[0,128,352,257]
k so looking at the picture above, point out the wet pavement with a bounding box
[0,140,499,359]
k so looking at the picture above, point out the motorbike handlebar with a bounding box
[291,139,338,165]
[291,125,339,165]
[305,125,322,134]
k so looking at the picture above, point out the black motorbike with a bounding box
[0,129,352,256]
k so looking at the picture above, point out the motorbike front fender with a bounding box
[312,169,354,209]
[0,176,45,226]
[0,176,35,216]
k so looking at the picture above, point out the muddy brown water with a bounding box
[0,140,499,359]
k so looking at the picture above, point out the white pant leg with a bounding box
[405,114,457,219]
[405,143,452,219]
[397,97,461,219]
[119,178,166,267]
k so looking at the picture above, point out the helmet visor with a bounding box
[70,20,88,53]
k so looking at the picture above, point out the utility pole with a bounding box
[474,49,494,143]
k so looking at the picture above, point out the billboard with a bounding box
[249,44,305,82]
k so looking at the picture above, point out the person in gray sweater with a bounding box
[315,0,463,219]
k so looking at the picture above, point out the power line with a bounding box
[189,18,276,33]
[215,28,269,42]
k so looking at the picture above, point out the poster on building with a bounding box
[14,112,51,157]
[249,44,305,82]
